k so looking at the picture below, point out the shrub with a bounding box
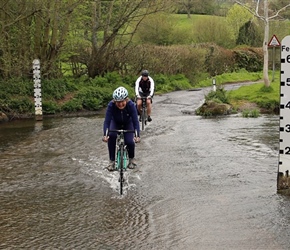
[8,97,34,114]
[194,16,236,48]
[169,74,192,90]
[42,101,60,114]
[204,44,235,76]
[121,44,206,84]
[42,78,78,100]
[205,87,229,104]
[61,99,83,112]
[242,109,260,118]
[82,98,103,110]
[0,78,33,95]
[233,48,263,72]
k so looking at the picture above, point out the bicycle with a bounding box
[107,129,136,195]
[139,96,148,131]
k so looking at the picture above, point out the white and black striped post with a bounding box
[212,78,216,92]
[33,59,43,121]
[278,35,290,192]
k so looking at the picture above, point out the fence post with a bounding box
[33,59,43,121]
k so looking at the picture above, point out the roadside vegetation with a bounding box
[0,69,280,118]
[0,1,287,120]
[197,70,280,117]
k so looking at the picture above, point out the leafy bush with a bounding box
[0,78,33,95]
[233,48,263,72]
[42,78,78,100]
[205,87,229,104]
[169,74,192,90]
[8,97,34,113]
[82,98,103,110]
[154,74,191,93]
[42,101,60,114]
[87,76,109,87]
[236,21,263,47]
[122,44,206,84]
[104,72,123,85]
[204,44,235,76]
[61,99,83,112]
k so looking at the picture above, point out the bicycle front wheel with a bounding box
[119,146,124,195]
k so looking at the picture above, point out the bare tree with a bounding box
[0,0,84,79]
[234,0,290,87]
[77,0,174,78]
[0,1,41,78]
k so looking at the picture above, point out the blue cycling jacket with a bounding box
[103,100,140,137]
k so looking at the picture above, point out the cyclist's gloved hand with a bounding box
[134,137,140,143]
[137,95,141,99]
[147,95,152,99]
[102,136,109,142]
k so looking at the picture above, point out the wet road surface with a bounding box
[1,84,290,249]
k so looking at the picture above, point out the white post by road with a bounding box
[278,35,290,192]
[33,59,43,121]
[212,78,216,92]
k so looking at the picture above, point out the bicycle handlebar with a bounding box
[106,129,137,137]
[108,129,135,133]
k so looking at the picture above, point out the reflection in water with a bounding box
[0,105,290,249]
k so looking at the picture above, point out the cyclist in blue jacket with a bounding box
[102,86,140,171]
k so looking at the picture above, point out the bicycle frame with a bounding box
[140,97,147,131]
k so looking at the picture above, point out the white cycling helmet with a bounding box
[113,86,128,101]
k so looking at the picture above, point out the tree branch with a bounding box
[269,3,290,20]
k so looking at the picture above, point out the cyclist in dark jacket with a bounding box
[135,70,155,122]
[102,87,140,171]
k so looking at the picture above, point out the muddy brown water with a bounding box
[1,84,290,249]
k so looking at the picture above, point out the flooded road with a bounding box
[1,84,290,249]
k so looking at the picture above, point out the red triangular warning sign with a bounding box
[268,35,281,47]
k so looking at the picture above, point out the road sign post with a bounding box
[268,35,281,82]
[278,35,290,193]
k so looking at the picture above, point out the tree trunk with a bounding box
[263,0,270,87]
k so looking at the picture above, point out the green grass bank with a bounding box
[0,70,280,120]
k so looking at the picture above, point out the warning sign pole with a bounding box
[268,35,281,82]
[272,47,276,82]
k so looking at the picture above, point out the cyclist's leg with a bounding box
[146,94,152,121]
[108,120,118,161]
[136,93,142,114]
[147,98,152,116]
[124,122,137,168]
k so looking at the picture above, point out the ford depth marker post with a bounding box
[33,59,43,121]
[278,35,290,192]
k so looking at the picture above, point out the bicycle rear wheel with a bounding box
[141,106,146,131]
